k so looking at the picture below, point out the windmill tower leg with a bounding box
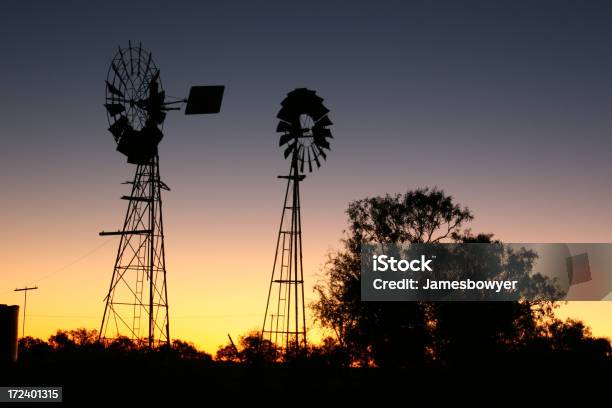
[100,155,170,348]
[262,157,307,358]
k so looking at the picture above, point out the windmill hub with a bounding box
[299,114,314,139]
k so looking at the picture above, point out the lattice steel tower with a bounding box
[99,42,224,347]
[262,88,333,356]
[100,156,170,347]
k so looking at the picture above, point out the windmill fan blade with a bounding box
[279,133,295,146]
[105,103,125,116]
[314,137,330,150]
[313,143,327,160]
[284,142,296,159]
[287,88,323,104]
[143,52,152,80]
[313,127,332,140]
[151,69,160,83]
[314,115,332,128]
[111,62,126,87]
[300,145,305,173]
[312,147,322,168]
[303,88,324,104]
[106,81,124,97]
[308,104,330,121]
[128,41,134,75]
[276,121,292,133]
[313,127,332,149]
[291,88,311,97]
[307,148,312,172]
[108,115,129,141]
[118,48,131,83]
[277,106,300,123]
[286,94,317,113]
[137,42,142,75]
[284,88,309,103]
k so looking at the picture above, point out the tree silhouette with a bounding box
[312,188,474,367]
[546,319,611,358]
[307,336,352,367]
[170,339,211,361]
[107,336,137,354]
[48,330,76,351]
[215,331,276,364]
[18,336,51,359]
[68,328,99,346]
[428,233,563,365]
[311,187,610,368]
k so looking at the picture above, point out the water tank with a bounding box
[0,304,19,362]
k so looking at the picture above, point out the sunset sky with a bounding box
[1,1,612,352]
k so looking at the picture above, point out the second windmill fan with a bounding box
[276,88,333,172]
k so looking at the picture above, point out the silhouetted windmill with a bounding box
[261,88,333,356]
[100,42,224,348]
